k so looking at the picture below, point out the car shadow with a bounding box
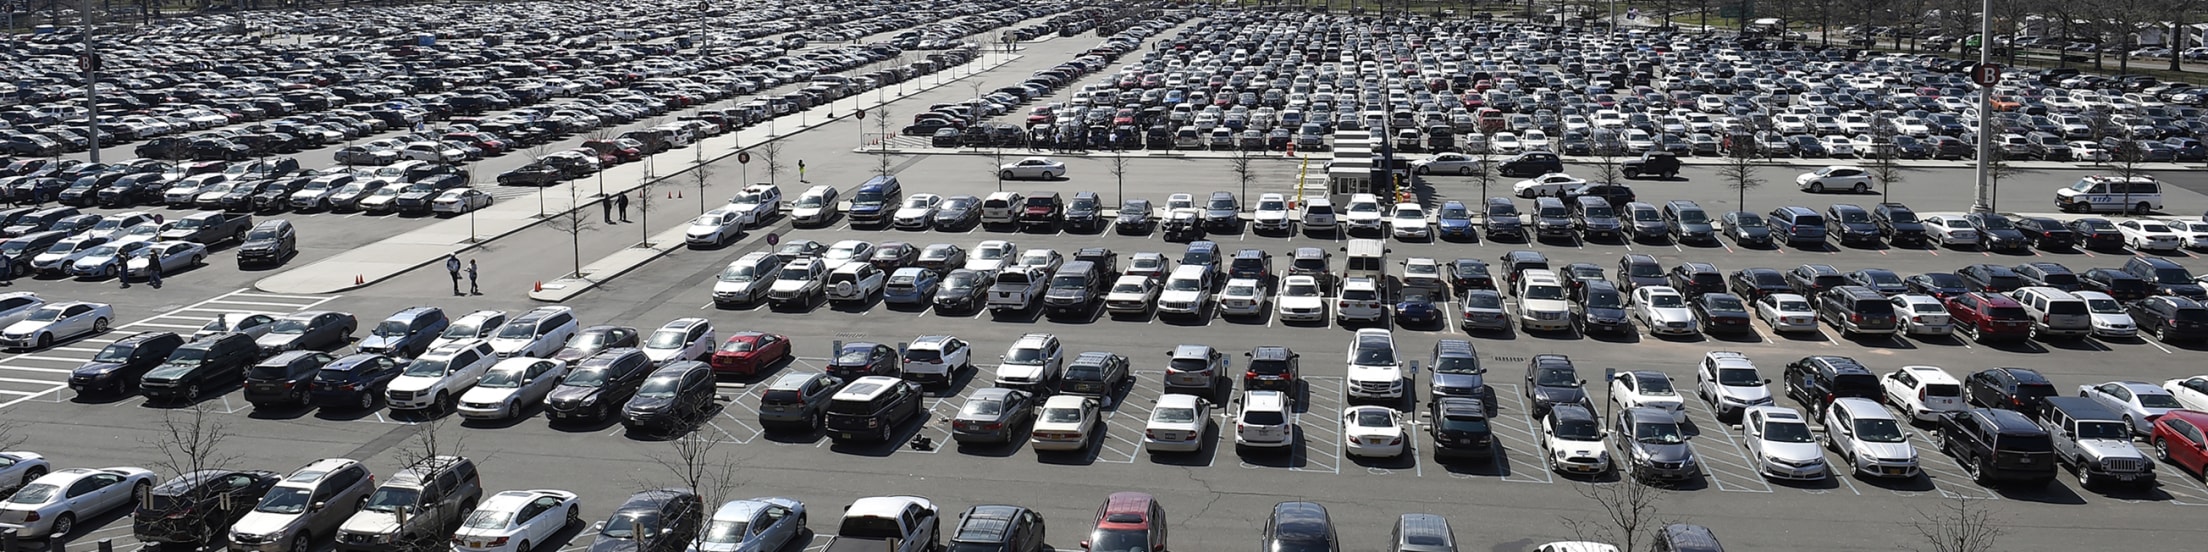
[987,304,1045,324]
[1042,303,1105,325]
[952,420,1032,458]
[1706,330,1762,344]
[1773,329,1834,343]
[1583,329,1640,344]
[243,401,318,420]
[825,293,884,314]
[1979,339,2050,354]
[311,399,388,422]
[825,411,931,457]
[1855,473,1941,492]
[1843,333,1917,350]
[544,412,623,434]
[1769,475,1846,491]
[1992,480,2090,504]
[1235,427,1312,469]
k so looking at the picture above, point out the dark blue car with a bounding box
[1396,292,1443,325]
[1435,200,1475,240]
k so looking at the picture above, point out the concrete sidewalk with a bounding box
[255,52,1027,295]
[857,141,2205,172]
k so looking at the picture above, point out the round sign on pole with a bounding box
[737,152,752,164]
[856,109,866,120]
[765,232,780,246]
[1969,63,2002,87]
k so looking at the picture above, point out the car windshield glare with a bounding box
[703,520,751,544]
[2078,421,2131,440]
[647,330,687,349]
[1043,407,1084,423]
[1555,418,1600,440]
[961,398,1004,417]
[1154,406,1197,424]
[254,487,312,514]
[8,483,57,504]
[360,486,420,514]
[1354,409,1394,427]
[1524,285,1564,301]
[636,377,680,399]
[1089,529,1150,552]
[478,368,524,388]
[25,307,62,322]
[1855,418,1907,443]
[1635,422,1684,444]
[1764,421,1815,443]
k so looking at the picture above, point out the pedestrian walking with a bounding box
[0,256,14,287]
[118,249,131,289]
[602,197,615,223]
[445,254,462,296]
[615,192,631,222]
[147,255,163,289]
[466,259,479,295]
[798,160,808,183]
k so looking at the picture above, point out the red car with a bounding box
[710,331,791,376]
[2153,410,2208,478]
[1944,292,2032,343]
[1082,492,1167,552]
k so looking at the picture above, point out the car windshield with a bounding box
[401,359,449,378]
[1554,417,1601,440]
[794,195,824,208]
[1852,418,1907,443]
[1354,343,1396,365]
[1260,200,1287,211]
[636,376,681,399]
[8,483,57,504]
[2078,421,2131,440]
[647,330,687,349]
[702,519,751,544]
[1839,211,1869,223]
[1648,294,1684,308]
[254,487,312,514]
[601,513,660,540]
[2154,268,2194,284]
[1349,202,1380,214]
[1634,209,1661,222]
[1089,529,1151,552]
[1763,420,1815,443]
[1005,347,1046,364]
[24,307,63,322]
[361,486,420,514]
[1440,414,1489,433]
[1434,355,1481,374]
[1165,277,1203,292]
[43,241,79,254]
[1732,214,1765,228]
[1043,407,1085,423]
[463,507,515,530]
[1635,422,1684,444]
[477,368,525,389]
[1525,284,1565,300]
[2085,298,2124,314]
[1154,406,1198,424]
[1353,409,1394,427]
[442,318,486,339]
[1885,210,1917,223]
[370,319,412,337]
[975,247,1007,260]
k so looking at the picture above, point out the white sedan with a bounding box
[1411,153,1480,175]
[1610,370,1687,423]
[124,241,207,278]
[2162,219,2208,249]
[1920,215,1980,246]
[1274,275,1327,322]
[1388,204,1429,240]
[1630,286,1698,335]
[0,467,158,538]
[2069,141,2112,162]
[2077,290,2139,338]
[998,157,1066,180]
[1741,406,1828,480]
[2117,219,2184,251]
[1142,393,1211,453]
[457,358,568,420]
[965,240,1017,274]
[686,210,748,247]
[1491,132,1526,153]
[1102,275,1159,315]
[0,301,112,350]
[1890,294,1952,336]
[450,489,581,552]
[1512,173,1587,198]
[892,193,942,229]
[1822,135,1857,157]
[0,451,49,493]
[431,188,493,215]
[1030,395,1100,452]
[1755,293,1817,333]
[1218,278,1266,317]
[1795,165,1872,193]
[1342,405,1407,458]
[2164,376,2208,411]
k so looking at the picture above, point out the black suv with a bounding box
[2081,268,2152,301]
[1823,204,1881,245]
[948,505,1047,552]
[1782,355,1879,417]
[1965,367,2059,415]
[1243,346,1300,393]
[1936,408,2057,487]
[1727,268,1791,301]
[1428,397,1495,461]
[2129,296,2208,342]
[2122,256,2205,298]
[1785,264,1847,301]
[1871,203,1925,245]
[242,351,335,409]
[1523,354,1589,419]
[138,333,263,404]
[621,361,720,434]
[825,376,924,442]
[69,331,184,396]
[133,469,284,546]
[1666,262,1724,297]
[1957,264,2025,293]
[1065,191,1104,232]
[2013,262,2081,291]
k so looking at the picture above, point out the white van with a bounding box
[1341,238,1388,284]
[2056,175,2162,214]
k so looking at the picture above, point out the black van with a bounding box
[69,331,185,396]
[138,332,263,403]
[824,375,924,442]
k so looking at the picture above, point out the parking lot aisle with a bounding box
[2148,461,2208,506]
[1680,402,1776,493]
[1478,383,1555,484]
[708,377,771,445]
[1094,374,1154,464]
[920,364,998,454]
[1902,431,2002,500]
[0,289,340,410]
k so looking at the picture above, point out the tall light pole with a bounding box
[81,0,99,164]
[1969,0,1993,214]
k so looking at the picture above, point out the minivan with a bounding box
[1390,513,1456,552]
[2009,287,2093,339]
[69,330,184,396]
[824,375,924,442]
[487,306,578,359]
[846,175,903,227]
[1767,206,1827,245]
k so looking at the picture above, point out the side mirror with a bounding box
[1080,541,1091,549]
[310,501,327,511]
[1763,379,1773,384]
[592,521,606,532]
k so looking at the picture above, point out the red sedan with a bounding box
[710,331,791,376]
[2153,409,2208,478]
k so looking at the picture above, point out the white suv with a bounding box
[902,335,972,389]
[1336,277,1385,323]
[1516,269,1571,331]
[1252,193,1293,233]
[1156,264,1213,318]
[640,317,714,365]
[487,306,578,359]
[429,310,507,351]
[1233,390,1293,453]
[385,340,499,411]
[1343,193,1384,232]
[1345,328,1405,402]
[996,333,1064,392]
[1823,397,1920,479]
[1299,197,1337,233]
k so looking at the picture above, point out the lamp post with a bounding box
[1969,0,1993,214]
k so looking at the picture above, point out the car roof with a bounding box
[1268,502,1333,539]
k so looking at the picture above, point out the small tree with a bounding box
[389,419,465,552]
[2107,138,2152,214]
[1867,125,1907,204]
[1474,128,1499,200]
[1912,495,2005,552]
[1230,147,1257,204]
[1557,477,1675,552]
[987,147,1008,192]
[1717,132,1764,211]
[874,109,898,177]
[545,186,597,279]
[1979,148,2029,213]
[139,404,239,543]
[642,430,741,550]
[1108,148,1132,203]
[1588,139,1626,184]
[759,141,787,187]
[635,161,657,246]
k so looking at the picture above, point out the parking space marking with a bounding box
[1682,403,1775,493]
[2149,461,2208,506]
[1902,431,2001,500]
[1477,383,1555,484]
[0,288,335,410]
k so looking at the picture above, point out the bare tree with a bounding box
[1229,147,1257,204]
[1588,138,1626,185]
[2106,139,2154,214]
[137,404,239,543]
[641,429,742,550]
[1912,495,2006,552]
[759,140,787,186]
[544,186,597,279]
[874,109,898,177]
[388,418,466,552]
[1108,148,1132,203]
[1979,148,2028,213]
[1866,126,1908,204]
[635,163,658,246]
[987,147,1008,192]
[1717,132,1764,211]
[1557,477,1675,552]
[1475,128,1499,200]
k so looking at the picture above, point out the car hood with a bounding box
[2078,438,2147,460]
[1523,298,1570,312]
[460,385,519,405]
[625,393,676,415]
[1045,287,1087,299]
[1432,372,1486,393]
[257,333,303,348]
[851,203,888,213]
[590,537,641,552]
[1533,385,1586,406]
[1279,295,1323,308]
[1255,209,1289,220]
[548,385,604,406]
[231,509,302,536]
[1,320,49,336]
[72,361,126,378]
[1586,306,1629,321]
[339,511,401,537]
[1632,441,1695,463]
[996,362,1047,380]
[895,207,932,219]
[770,279,814,292]
[1840,222,1878,233]
[1851,439,1916,462]
[1761,440,1826,463]
[686,223,724,235]
[1631,220,1666,231]
[1676,222,1712,233]
[1715,384,1771,403]
[965,259,1006,272]
[357,334,404,350]
[935,207,970,220]
[1346,363,1400,383]
[1647,307,1695,323]
[386,375,443,394]
[1158,289,1203,302]
[1888,221,1924,233]
[715,279,764,294]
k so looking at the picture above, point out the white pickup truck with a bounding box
[986,267,1045,313]
[824,497,939,552]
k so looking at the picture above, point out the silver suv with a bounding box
[230,458,376,552]
[995,333,1064,393]
[1164,344,1229,398]
[336,456,483,552]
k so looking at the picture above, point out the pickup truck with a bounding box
[825,497,939,552]
[986,267,1045,313]
[159,211,252,244]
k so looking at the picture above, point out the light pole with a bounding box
[80,0,99,164]
[1969,0,1993,214]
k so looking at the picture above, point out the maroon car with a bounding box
[1945,292,2032,343]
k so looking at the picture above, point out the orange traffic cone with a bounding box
[667,190,673,199]
[677,190,683,199]
[354,274,364,285]
[534,281,543,292]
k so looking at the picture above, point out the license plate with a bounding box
[1886,467,1905,475]
[766,406,787,412]
[2117,474,2137,481]
[839,432,856,439]
[2020,457,2032,463]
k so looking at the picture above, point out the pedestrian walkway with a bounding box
[256,52,1028,295]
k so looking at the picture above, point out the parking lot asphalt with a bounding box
[17,9,2208,552]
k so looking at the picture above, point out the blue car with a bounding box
[1436,200,1475,239]
[883,267,941,306]
[1395,292,1443,325]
